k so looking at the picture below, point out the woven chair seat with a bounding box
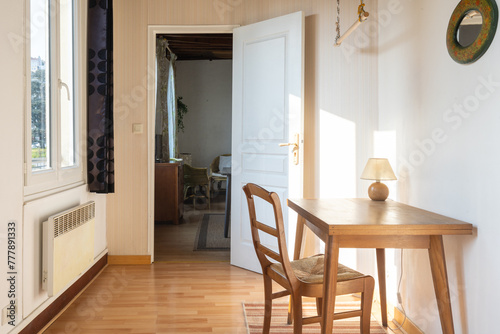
[270,254,365,284]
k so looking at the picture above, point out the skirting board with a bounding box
[393,306,424,334]
[18,253,107,334]
[372,290,423,334]
[108,255,151,265]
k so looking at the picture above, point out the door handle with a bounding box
[279,142,298,148]
[279,133,300,165]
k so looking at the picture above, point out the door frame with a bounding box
[146,25,238,262]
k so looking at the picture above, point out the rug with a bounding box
[193,213,230,251]
[243,301,386,333]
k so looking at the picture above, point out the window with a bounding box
[26,0,83,194]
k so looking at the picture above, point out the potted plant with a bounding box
[177,96,188,133]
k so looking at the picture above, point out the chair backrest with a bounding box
[183,164,209,186]
[210,154,231,174]
[242,183,298,286]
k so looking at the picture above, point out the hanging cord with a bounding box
[358,0,366,22]
[335,0,341,45]
[388,249,407,333]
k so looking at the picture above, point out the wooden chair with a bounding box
[242,183,375,334]
[183,164,210,210]
[209,154,231,196]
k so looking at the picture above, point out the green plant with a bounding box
[176,96,189,132]
[32,148,46,159]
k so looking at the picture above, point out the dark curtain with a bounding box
[87,0,114,193]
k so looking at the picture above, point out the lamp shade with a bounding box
[360,158,397,181]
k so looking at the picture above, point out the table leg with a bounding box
[376,248,388,327]
[428,235,455,334]
[223,173,231,238]
[293,215,306,261]
[321,235,339,334]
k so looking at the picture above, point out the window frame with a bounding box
[25,0,86,197]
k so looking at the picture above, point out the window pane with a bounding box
[60,0,75,168]
[30,0,50,171]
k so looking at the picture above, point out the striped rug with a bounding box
[193,213,230,250]
[243,301,387,333]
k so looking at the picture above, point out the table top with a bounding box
[287,198,473,236]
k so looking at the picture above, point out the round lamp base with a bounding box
[368,182,389,201]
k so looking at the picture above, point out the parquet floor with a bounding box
[43,262,264,333]
[154,193,229,263]
[43,193,405,333]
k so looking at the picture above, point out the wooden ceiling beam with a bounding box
[158,33,233,61]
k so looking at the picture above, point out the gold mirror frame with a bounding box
[447,0,498,64]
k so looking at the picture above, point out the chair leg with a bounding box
[287,296,293,325]
[315,297,323,331]
[292,295,303,334]
[209,178,214,198]
[263,275,273,334]
[206,185,210,209]
[315,297,323,317]
[361,277,375,334]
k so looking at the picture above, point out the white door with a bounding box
[231,12,304,273]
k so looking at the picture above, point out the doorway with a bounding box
[147,26,237,262]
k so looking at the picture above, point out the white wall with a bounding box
[0,3,107,333]
[176,60,232,167]
[176,60,232,168]
[378,0,500,332]
[0,1,25,332]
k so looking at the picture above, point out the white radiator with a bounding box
[42,201,95,297]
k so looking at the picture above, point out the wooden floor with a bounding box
[43,193,405,333]
[43,262,263,333]
[154,193,230,263]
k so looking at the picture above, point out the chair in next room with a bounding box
[183,164,210,210]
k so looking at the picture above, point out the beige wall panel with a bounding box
[110,0,379,256]
[108,0,149,255]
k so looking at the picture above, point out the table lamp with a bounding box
[360,158,397,201]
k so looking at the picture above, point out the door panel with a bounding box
[231,12,304,272]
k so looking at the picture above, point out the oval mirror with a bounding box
[457,10,483,47]
[447,0,498,64]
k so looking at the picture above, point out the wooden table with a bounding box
[288,198,473,334]
[220,168,231,238]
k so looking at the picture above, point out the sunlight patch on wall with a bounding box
[318,110,357,267]
[319,110,356,198]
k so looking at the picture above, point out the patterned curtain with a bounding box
[166,52,178,161]
[156,38,169,161]
[87,0,114,193]
[156,38,178,162]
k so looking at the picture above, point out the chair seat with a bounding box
[270,254,365,284]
